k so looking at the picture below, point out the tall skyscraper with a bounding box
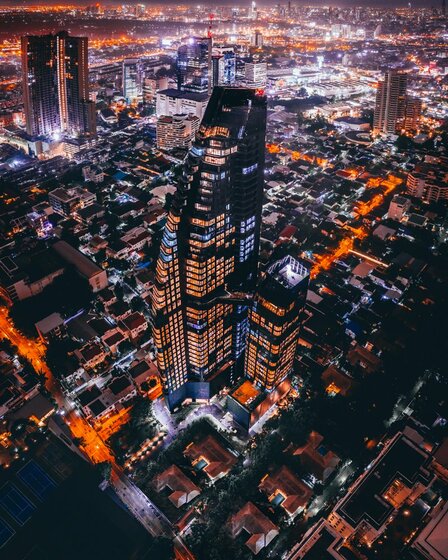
[245,255,309,391]
[152,87,267,410]
[177,37,212,95]
[122,59,141,104]
[21,31,96,138]
[373,70,408,135]
[374,70,422,135]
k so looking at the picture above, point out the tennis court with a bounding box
[0,517,15,548]
[0,484,35,526]
[18,460,56,501]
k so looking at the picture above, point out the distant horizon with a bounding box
[1,0,439,8]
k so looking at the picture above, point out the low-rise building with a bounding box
[120,312,148,340]
[153,465,201,508]
[327,431,432,547]
[52,241,108,293]
[184,434,237,482]
[229,502,279,555]
[292,431,341,482]
[259,466,313,518]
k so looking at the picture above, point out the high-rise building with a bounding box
[177,37,212,95]
[211,55,224,89]
[374,71,422,135]
[156,88,209,120]
[251,31,264,48]
[152,87,267,410]
[404,97,422,133]
[211,46,236,87]
[156,114,200,150]
[122,59,141,104]
[245,255,309,391]
[21,31,96,139]
[249,0,258,20]
[142,75,169,104]
[244,60,267,88]
[373,70,408,135]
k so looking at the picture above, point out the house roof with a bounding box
[293,431,341,481]
[154,465,200,507]
[259,465,312,516]
[229,502,279,555]
[184,434,237,480]
[122,311,147,331]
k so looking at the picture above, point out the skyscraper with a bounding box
[21,31,96,138]
[373,70,408,135]
[122,59,141,104]
[245,255,309,391]
[152,87,267,410]
[177,37,212,95]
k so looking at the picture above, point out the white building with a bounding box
[156,88,209,120]
[156,114,200,150]
[244,61,267,88]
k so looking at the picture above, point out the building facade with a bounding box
[156,89,209,120]
[152,87,267,410]
[244,61,268,88]
[156,114,200,150]
[122,59,141,104]
[211,46,236,87]
[177,37,212,95]
[22,31,96,139]
[373,70,420,135]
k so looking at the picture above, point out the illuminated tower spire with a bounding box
[152,87,267,410]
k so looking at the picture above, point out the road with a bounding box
[112,467,172,537]
[0,306,114,464]
[0,306,181,543]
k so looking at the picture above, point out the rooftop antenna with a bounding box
[208,13,214,40]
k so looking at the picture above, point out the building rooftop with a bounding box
[154,465,201,508]
[335,433,431,531]
[52,240,104,280]
[35,312,64,336]
[259,465,312,517]
[158,88,209,103]
[231,379,260,408]
[229,501,279,555]
[184,434,237,480]
[412,501,448,560]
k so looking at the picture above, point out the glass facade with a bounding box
[177,37,212,95]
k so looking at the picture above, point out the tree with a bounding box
[130,296,145,312]
[146,537,174,560]
[96,461,112,482]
